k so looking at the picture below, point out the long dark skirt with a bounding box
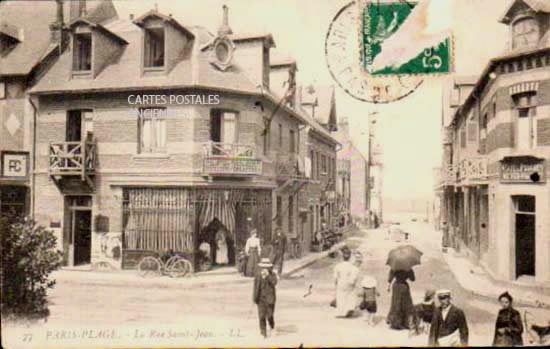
[387,281,413,329]
[244,247,259,277]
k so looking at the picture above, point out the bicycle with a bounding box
[137,250,194,278]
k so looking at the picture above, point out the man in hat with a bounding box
[253,258,278,338]
[429,289,469,346]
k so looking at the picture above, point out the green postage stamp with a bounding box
[362,1,452,75]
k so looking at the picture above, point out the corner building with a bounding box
[446,0,550,285]
[29,4,312,270]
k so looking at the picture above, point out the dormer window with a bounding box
[0,22,21,56]
[144,27,165,68]
[512,17,539,50]
[0,35,18,56]
[73,33,92,71]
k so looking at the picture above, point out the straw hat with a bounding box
[436,289,451,298]
[258,258,273,268]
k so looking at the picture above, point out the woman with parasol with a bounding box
[385,245,422,330]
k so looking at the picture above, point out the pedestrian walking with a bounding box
[386,268,415,330]
[359,275,379,326]
[333,246,359,318]
[252,258,278,338]
[428,289,469,346]
[271,227,287,275]
[441,221,449,252]
[493,291,523,346]
[244,229,261,277]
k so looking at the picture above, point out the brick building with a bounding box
[28,3,316,270]
[269,60,341,254]
[0,0,113,218]
[297,85,339,251]
[334,118,369,222]
[437,0,550,285]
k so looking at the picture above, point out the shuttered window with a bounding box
[467,122,478,142]
[138,108,166,153]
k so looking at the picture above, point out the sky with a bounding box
[110,0,512,201]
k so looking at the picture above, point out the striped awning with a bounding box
[509,82,539,95]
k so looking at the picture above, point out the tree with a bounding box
[1,214,63,319]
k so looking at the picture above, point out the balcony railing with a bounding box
[202,142,262,176]
[275,153,302,181]
[434,164,457,188]
[458,157,488,182]
[49,141,96,178]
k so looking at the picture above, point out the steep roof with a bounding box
[499,0,550,24]
[30,20,261,95]
[300,85,337,127]
[133,10,194,38]
[0,1,58,76]
[0,0,117,76]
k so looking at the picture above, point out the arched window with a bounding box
[512,17,539,50]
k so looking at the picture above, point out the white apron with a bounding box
[438,330,460,346]
[334,261,359,317]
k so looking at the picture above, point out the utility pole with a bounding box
[367,111,378,223]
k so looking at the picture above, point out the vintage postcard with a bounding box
[1,0,550,348]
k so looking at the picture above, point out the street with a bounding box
[3,223,546,348]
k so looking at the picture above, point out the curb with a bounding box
[53,238,355,290]
[442,252,550,310]
[282,240,347,278]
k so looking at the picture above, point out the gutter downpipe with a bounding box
[28,96,37,219]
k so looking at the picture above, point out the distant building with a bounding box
[334,118,369,222]
[436,0,550,285]
[269,61,340,254]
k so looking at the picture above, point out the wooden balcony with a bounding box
[434,164,457,189]
[49,141,96,191]
[202,142,262,176]
[458,157,488,184]
[275,153,302,181]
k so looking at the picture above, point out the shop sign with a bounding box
[500,159,545,183]
[1,151,29,178]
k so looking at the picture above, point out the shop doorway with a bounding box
[514,195,535,278]
[66,196,92,266]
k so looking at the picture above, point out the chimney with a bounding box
[218,5,233,36]
[50,0,67,51]
[70,0,87,22]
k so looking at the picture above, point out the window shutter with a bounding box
[467,122,477,143]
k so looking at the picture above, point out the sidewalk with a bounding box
[443,248,550,309]
[51,238,350,290]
